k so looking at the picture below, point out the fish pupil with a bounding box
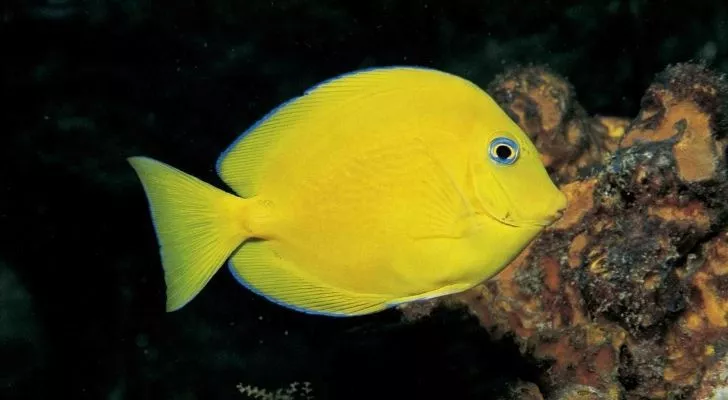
[495,145,512,159]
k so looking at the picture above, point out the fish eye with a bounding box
[488,137,519,165]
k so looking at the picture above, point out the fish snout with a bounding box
[504,192,567,228]
[546,192,568,224]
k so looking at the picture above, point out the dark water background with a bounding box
[2,1,728,399]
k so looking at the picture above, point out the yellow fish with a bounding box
[128,66,567,317]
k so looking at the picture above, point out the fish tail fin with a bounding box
[128,156,251,312]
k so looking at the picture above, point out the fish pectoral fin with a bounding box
[228,240,391,317]
[407,141,473,240]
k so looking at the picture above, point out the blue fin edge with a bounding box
[214,65,441,178]
[227,258,360,318]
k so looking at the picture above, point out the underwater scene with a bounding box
[3,1,728,399]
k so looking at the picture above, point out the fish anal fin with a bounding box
[228,240,391,317]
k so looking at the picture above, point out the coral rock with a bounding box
[405,63,728,399]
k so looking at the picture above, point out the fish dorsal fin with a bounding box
[215,66,463,198]
[228,240,392,316]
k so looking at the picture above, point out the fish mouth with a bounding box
[514,209,565,227]
[487,202,566,228]
[476,210,563,228]
[469,173,566,228]
[466,159,566,229]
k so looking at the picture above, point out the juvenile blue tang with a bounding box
[128,66,567,316]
